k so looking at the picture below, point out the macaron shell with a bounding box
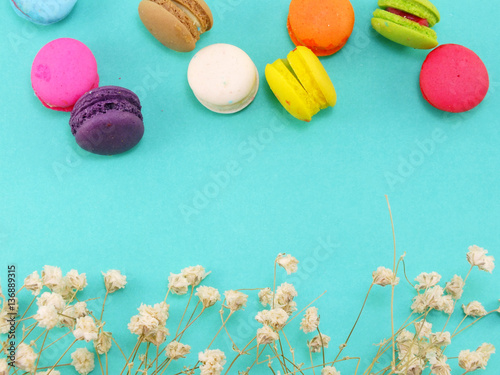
[287,46,337,109]
[138,0,197,52]
[187,44,259,114]
[10,0,78,25]
[265,60,320,122]
[378,0,440,26]
[31,38,99,111]
[287,0,355,56]
[419,44,489,113]
[175,0,213,32]
[371,11,438,49]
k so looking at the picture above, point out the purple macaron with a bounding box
[69,86,144,155]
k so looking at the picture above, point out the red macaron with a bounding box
[419,44,489,113]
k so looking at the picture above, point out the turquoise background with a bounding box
[1,0,499,374]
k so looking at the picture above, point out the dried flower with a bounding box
[257,325,279,346]
[396,329,416,360]
[429,331,451,347]
[71,348,95,375]
[411,286,446,313]
[429,355,451,375]
[276,254,299,274]
[144,325,169,346]
[395,356,424,375]
[274,282,298,314]
[181,266,208,286]
[41,265,64,291]
[224,290,248,312]
[15,343,37,373]
[467,245,495,273]
[414,272,441,290]
[94,331,112,355]
[65,270,88,291]
[128,302,170,346]
[300,307,320,334]
[255,308,288,331]
[168,273,189,295]
[444,275,465,300]
[24,271,43,296]
[458,344,494,372]
[308,334,331,353]
[258,288,273,307]
[196,286,221,308]
[73,316,98,342]
[321,366,341,375]
[165,341,191,360]
[414,320,432,338]
[198,349,226,375]
[0,311,10,334]
[462,301,487,317]
[0,358,8,375]
[372,267,399,286]
[34,305,59,330]
[37,292,65,312]
[102,270,127,293]
[139,302,169,325]
[437,295,454,315]
[37,371,61,375]
[59,302,87,328]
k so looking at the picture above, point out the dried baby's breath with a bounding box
[14,343,37,373]
[467,245,495,273]
[258,287,273,307]
[462,301,487,317]
[414,272,441,290]
[444,275,465,299]
[73,316,99,342]
[276,253,299,275]
[224,290,248,312]
[320,366,341,375]
[71,347,95,375]
[372,267,399,286]
[256,325,279,346]
[198,349,226,375]
[300,307,320,334]
[196,286,221,308]
[102,269,127,293]
[308,334,331,353]
[166,340,191,360]
[24,271,43,296]
[168,273,189,295]
[181,266,208,287]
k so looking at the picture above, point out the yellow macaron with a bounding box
[265,46,336,122]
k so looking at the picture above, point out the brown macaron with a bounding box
[138,0,213,52]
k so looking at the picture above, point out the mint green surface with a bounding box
[1,0,499,374]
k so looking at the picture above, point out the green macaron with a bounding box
[371,0,440,49]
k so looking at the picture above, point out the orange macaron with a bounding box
[287,0,355,56]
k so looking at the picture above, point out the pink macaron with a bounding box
[31,38,99,112]
[419,44,489,113]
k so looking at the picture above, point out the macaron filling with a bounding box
[372,9,437,40]
[150,0,200,40]
[385,7,429,27]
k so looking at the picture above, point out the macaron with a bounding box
[10,0,78,25]
[265,46,336,122]
[287,0,355,56]
[371,0,440,49]
[187,44,259,114]
[419,44,489,113]
[69,86,145,155]
[31,38,99,112]
[138,0,213,52]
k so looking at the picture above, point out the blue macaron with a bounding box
[10,0,78,25]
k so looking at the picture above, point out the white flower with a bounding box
[321,366,341,375]
[59,302,87,328]
[258,288,273,307]
[430,331,451,347]
[414,272,441,290]
[274,282,298,314]
[71,348,95,375]
[37,371,61,375]
[144,325,169,346]
[467,245,495,273]
[395,356,424,375]
[257,325,279,346]
[139,302,169,325]
[198,349,226,375]
[65,270,88,291]
[396,329,416,360]
[411,286,445,313]
[255,308,288,331]
[224,290,248,312]
[165,341,191,360]
[308,334,331,353]
[168,273,189,295]
[128,302,170,346]
[24,271,43,295]
[37,292,65,312]
[462,301,487,317]
[73,316,98,342]
[34,305,59,330]
[300,307,320,334]
[0,358,8,375]
[181,266,208,286]
[429,355,451,375]
[276,254,299,274]
[94,331,112,355]
[459,343,496,371]
[372,267,399,286]
[414,320,432,338]
[41,265,64,291]
[102,270,127,293]
[196,286,221,308]
[15,343,37,373]
[444,275,465,300]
